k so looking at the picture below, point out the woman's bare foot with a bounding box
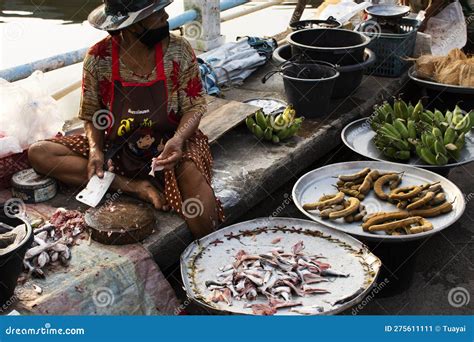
[130,179,169,211]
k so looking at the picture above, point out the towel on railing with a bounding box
[198,37,276,96]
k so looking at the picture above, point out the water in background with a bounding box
[0,1,318,70]
[0,0,184,69]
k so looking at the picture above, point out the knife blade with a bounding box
[75,171,116,207]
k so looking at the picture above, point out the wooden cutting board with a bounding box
[85,201,156,245]
[200,95,259,143]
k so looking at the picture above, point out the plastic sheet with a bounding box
[0,71,63,158]
[424,1,467,56]
[15,242,180,315]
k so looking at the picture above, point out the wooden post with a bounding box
[290,0,308,25]
[184,0,225,51]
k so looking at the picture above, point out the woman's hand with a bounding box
[87,148,105,179]
[153,137,184,170]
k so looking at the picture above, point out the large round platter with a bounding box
[181,217,381,315]
[292,161,465,242]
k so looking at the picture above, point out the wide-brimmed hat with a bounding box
[88,0,172,31]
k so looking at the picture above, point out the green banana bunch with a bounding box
[246,106,303,144]
[371,98,472,165]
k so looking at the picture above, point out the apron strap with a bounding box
[155,42,165,80]
[111,36,120,81]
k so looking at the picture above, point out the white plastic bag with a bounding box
[318,0,371,25]
[0,71,63,158]
[424,1,467,56]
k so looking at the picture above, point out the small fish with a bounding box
[246,288,257,301]
[263,271,271,284]
[35,231,49,242]
[25,240,60,259]
[210,289,225,303]
[282,280,304,297]
[290,306,324,315]
[268,298,302,309]
[205,242,346,315]
[222,288,233,306]
[280,292,290,301]
[59,254,69,267]
[37,251,50,268]
[320,269,349,278]
[235,279,246,291]
[271,286,291,294]
[219,264,233,272]
[205,280,228,288]
[33,223,55,235]
[216,269,234,278]
[271,237,282,244]
[50,251,59,263]
[260,272,277,292]
[207,285,225,291]
[227,285,239,297]
[292,241,305,255]
[305,277,329,285]
[243,273,264,286]
[302,285,330,295]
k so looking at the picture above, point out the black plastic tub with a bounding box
[0,208,33,307]
[289,17,342,31]
[262,62,339,118]
[287,28,371,66]
[273,44,376,98]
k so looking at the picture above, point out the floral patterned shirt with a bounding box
[78,34,206,124]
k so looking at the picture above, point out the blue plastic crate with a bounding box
[361,18,420,78]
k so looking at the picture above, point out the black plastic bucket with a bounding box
[262,62,339,118]
[0,208,33,307]
[287,28,371,66]
[272,45,376,99]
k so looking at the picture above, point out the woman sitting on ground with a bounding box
[28,0,224,238]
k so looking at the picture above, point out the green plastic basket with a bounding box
[361,18,420,77]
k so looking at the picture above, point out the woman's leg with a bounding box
[176,160,219,238]
[28,141,168,209]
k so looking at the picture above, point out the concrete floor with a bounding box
[168,143,473,315]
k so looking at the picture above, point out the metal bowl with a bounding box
[408,66,474,95]
[341,117,474,170]
[365,4,410,19]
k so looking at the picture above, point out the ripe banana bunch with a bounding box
[246,105,303,144]
[370,98,473,166]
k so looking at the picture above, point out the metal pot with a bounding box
[287,28,371,65]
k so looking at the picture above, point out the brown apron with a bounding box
[105,36,178,179]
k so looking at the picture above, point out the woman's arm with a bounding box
[85,121,106,178]
[79,48,108,178]
[154,39,206,169]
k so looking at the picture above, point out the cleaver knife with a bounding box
[76,171,116,207]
